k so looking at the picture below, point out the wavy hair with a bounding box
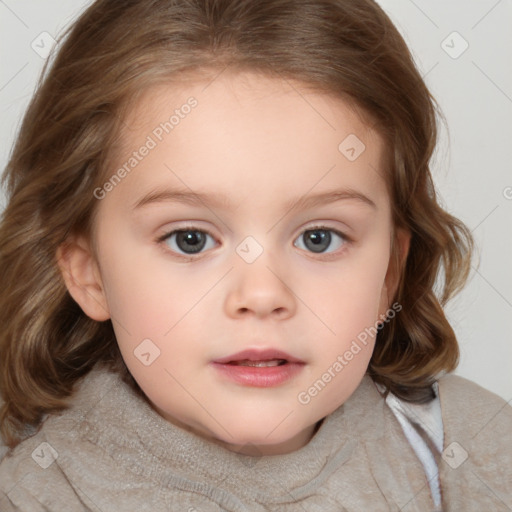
[0,0,473,448]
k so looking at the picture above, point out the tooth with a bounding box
[232,359,285,367]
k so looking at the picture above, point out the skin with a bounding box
[58,71,409,456]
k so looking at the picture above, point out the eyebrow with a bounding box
[132,187,377,212]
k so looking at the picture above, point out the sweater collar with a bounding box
[74,365,384,500]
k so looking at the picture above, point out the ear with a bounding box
[378,227,411,316]
[56,236,111,321]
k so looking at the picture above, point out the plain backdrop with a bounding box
[0,0,511,402]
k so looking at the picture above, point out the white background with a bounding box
[1,1,511,402]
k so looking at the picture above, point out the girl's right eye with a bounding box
[158,228,217,256]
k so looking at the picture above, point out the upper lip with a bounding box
[212,348,305,364]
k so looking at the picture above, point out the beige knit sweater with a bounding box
[0,366,511,511]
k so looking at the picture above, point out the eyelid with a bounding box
[299,223,351,241]
[156,224,217,243]
[156,223,350,244]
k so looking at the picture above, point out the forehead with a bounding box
[123,70,378,140]
[108,71,388,212]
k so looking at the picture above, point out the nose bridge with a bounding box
[224,234,296,319]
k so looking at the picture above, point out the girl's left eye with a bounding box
[293,227,347,254]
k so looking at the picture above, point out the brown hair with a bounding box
[0,0,473,449]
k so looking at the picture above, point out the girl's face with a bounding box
[65,72,407,455]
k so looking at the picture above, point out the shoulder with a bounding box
[437,372,507,402]
[0,428,82,511]
[0,366,126,510]
[437,373,512,458]
[436,373,512,509]
[436,373,512,435]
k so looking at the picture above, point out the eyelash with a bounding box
[156,224,351,260]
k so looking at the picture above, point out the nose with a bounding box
[224,259,297,320]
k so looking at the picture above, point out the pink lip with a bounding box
[212,348,304,364]
[210,348,305,388]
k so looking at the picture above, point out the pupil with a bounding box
[305,230,331,253]
[177,231,206,254]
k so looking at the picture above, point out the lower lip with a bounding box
[210,362,305,387]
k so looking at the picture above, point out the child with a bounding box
[0,0,510,510]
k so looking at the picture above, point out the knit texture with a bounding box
[1,366,510,511]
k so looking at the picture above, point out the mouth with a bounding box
[212,348,305,366]
[225,359,287,367]
[211,349,305,387]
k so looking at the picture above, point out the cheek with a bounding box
[298,248,390,410]
[98,233,204,334]
[96,235,225,391]
[303,243,391,341]
[96,239,206,402]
